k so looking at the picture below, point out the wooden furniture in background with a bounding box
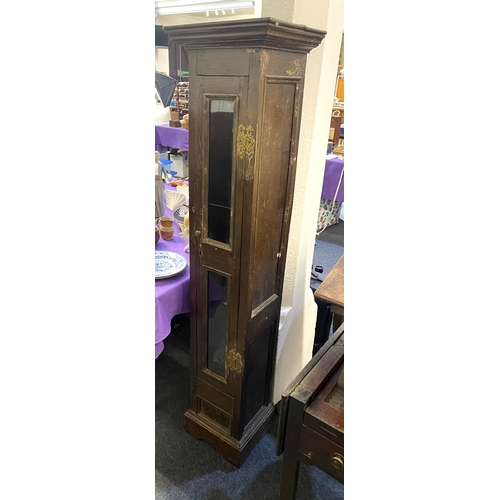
[313,254,344,353]
[172,81,189,118]
[277,325,344,499]
[330,105,344,153]
[332,105,344,125]
[329,110,342,147]
[165,18,326,468]
[335,77,344,102]
[335,32,344,102]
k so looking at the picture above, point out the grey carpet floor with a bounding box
[311,220,344,287]
[155,221,344,499]
[155,322,344,500]
[316,219,344,247]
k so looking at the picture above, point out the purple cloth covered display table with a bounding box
[321,155,344,202]
[155,124,189,152]
[155,183,191,358]
[155,183,225,358]
[317,155,344,232]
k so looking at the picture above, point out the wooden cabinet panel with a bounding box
[277,327,344,498]
[298,425,344,483]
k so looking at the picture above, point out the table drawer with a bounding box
[298,425,344,484]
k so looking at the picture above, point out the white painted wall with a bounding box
[155,47,169,74]
[265,0,344,403]
[253,0,263,17]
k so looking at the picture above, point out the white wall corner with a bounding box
[155,47,169,74]
[253,0,263,17]
[271,0,344,404]
[261,0,296,22]
[273,287,318,402]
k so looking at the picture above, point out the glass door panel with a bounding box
[206,270,229,377]
[208,99,234,245]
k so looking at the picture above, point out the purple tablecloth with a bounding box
[321,155,344,202]
[155,183,191,358]
[155,183,225,358]
[155,124,189,152]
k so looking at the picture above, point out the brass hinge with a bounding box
[237,125,255,161]
[227,349,244,375]
[245,125,255,160]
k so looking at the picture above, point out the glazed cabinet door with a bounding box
[188,75,248,435]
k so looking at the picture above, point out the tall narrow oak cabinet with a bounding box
[165,18,325,467]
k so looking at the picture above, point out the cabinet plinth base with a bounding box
[184,404,275,468]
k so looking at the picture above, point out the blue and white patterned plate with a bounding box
[155,251,187,279]
[173,206,189,225]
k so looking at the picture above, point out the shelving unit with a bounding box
[172,81,189,118]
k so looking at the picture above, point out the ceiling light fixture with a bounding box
[206,10,209,15]
[222,9,226,14]
[215,9,218,14]
[156,1,254,15]
[156,0,220,7]
[231,8,235,13]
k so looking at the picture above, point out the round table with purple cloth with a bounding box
[155,183,191,358]
[155,183,225,358]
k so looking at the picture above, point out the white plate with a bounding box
[155,251,187,279]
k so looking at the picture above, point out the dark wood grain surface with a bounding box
[278,336,344,498]
[314,254,344,309]
[166,18,325,468]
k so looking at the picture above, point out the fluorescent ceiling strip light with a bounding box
[155,0,248,8]
[157,1,253,15]
[156,0,216,7]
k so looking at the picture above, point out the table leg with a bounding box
[312,297,333,356]
[333,313,344,332]
[280,451,301,500]
[279,397,306,500]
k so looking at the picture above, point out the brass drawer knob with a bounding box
[195,230,201,237]
[331,453,344,470]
